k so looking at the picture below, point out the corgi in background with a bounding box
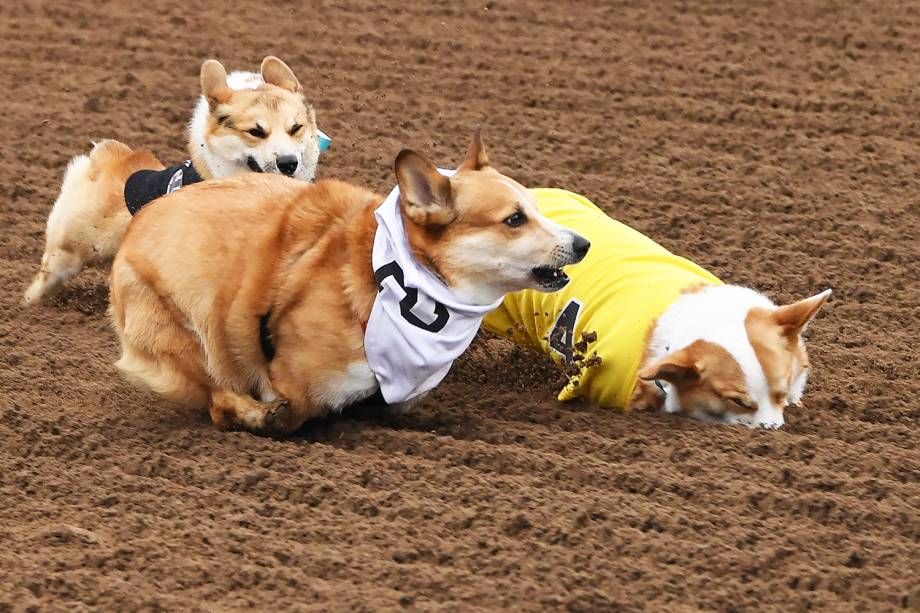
[484,189,830,428]
[24,56,329,305]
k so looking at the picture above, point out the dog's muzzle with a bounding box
[530,232,590,291]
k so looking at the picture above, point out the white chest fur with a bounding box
[311,361,380,413]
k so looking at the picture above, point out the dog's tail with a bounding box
[23,140,163,305]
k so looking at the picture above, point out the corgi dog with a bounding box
[483,189,830,428]
[24,56,325,305]
[108,132,590,436]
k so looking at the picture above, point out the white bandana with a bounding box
[364,169,503,404]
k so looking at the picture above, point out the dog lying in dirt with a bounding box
[24,56,327,305]
[483,189,830,428]
[109,132,589,435]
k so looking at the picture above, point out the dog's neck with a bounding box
[359,182,505,404]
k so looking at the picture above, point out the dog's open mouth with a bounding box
[531,265,570,290]
[246,157,264,173]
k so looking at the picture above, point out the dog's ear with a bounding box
[771,289,832,338]
[200,59,233,107]
[395,150,456,226]
[637,346,703,386]
[261,56,301,94]
[457,127,491,172]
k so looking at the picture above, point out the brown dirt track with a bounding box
[1,0,918,610]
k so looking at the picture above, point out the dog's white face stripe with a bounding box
[497,175,535,208]
[226,71,262,90]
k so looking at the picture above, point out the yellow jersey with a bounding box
[482,188,722,409]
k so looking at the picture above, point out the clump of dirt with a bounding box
[0,0,917,610]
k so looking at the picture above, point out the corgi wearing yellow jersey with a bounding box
[483,189,831,428]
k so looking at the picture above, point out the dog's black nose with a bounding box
[277,155,298,176]
[572,234,591,261]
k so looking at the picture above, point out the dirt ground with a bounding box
[1,0,918,610]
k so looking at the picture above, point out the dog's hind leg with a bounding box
[23,154,96,305]
[111,260,210,409]
[115,344,209,409]
[23,247,85,305]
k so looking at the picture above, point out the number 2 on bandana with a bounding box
[374,261,450,333]
[549,299,582,364]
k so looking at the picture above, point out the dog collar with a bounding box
[318,130,332,152]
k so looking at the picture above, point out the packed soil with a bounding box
[1,0,918,610]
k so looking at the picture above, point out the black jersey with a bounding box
[124,160,203,215]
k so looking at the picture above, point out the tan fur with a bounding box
[259,56,301,94]
[680,282,710,295]
[24,57,315,305]
[745,291,828,409]
[110,135,581,435]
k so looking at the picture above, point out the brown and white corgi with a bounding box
[108,132,590,435]
[24,56,323,305]
[484,189,830,428]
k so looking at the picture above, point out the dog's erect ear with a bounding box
[261,56,301,93]
[637,346,703,386]
[771,289,832,338]
[201,59,233,107]
[457,128,491,172]
[395,150,456,226]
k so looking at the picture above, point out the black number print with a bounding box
[549,299,582,363]
[374,261,450,333]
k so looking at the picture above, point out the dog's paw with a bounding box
[263,399,292,433]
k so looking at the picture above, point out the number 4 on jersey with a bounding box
[549,299,582,364]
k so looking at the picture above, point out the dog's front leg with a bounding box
[208,387,293,435]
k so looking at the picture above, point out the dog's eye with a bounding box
[729,396,754,411]
[504,211,527,227]
[289,123,303,136]
[248,126,267,138]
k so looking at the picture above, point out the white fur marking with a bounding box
[311,361,379,412]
